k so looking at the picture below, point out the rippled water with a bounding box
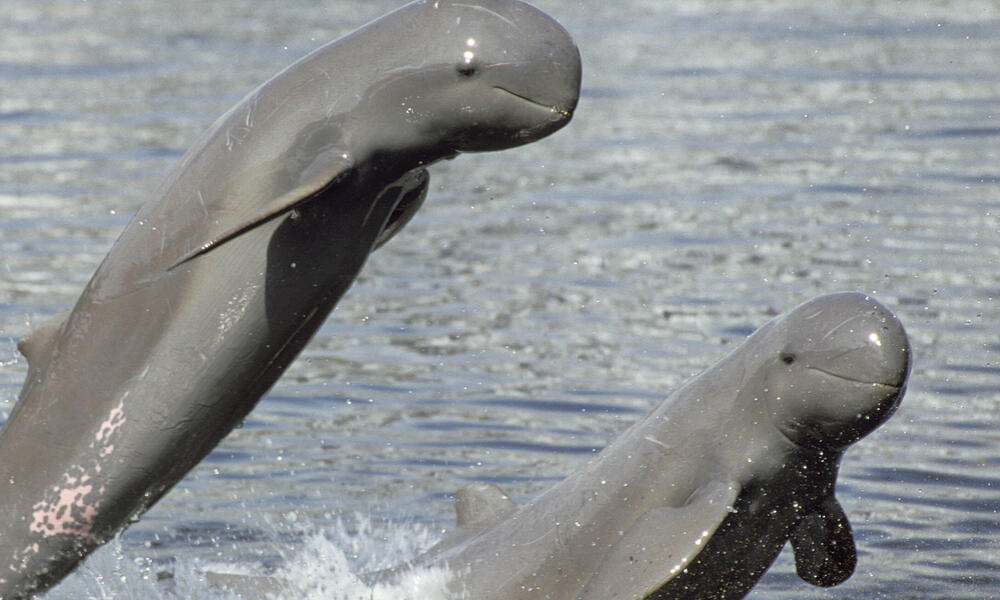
[1,1,999,598]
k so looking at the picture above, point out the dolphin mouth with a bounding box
[806,366,903,389]
[492,86,573,118]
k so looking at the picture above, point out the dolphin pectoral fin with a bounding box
[17,308,71,382]
[789,495,856,587]
[454,482,517,529]
[372,169,429,251]
[580,480,740,600]
[167,150,354,270]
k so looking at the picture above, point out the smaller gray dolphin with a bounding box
[378,292,911,599]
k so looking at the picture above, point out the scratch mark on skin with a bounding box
[518,523,558,548]
[243,95,258,130]
[643,435,671,452]
[266,96,290,123]
[452,3,523,32]
[197,190,208,217]
[816,314,858,343]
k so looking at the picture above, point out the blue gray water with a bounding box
[1,1,999,598]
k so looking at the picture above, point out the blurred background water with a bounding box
[1,0,999,598]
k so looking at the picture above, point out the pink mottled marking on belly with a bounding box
[96,399,126,443]
[29,483,101,538]
[26,399,127,541]
[4,400,130,580]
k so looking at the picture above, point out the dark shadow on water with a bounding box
[472,396,642,415]
[862,466,1000,491]
[913,126,1000,139]
[415,438,602,455]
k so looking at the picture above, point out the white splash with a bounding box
[40,516,459,600]
[272,530,457,600]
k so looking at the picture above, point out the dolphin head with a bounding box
[354,0,581,155]
[757,292,911,451]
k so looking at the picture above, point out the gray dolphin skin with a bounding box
[379,292,911,599]
[0,1,580,597]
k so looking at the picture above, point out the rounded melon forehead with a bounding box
[779,292,910,385]
[758,292,911,451]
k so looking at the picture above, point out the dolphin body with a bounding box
[0,1,581,596]
[379,292,911,599]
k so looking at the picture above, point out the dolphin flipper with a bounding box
[789,495,856,587]
[167,148,355,270]
[455,482,517,529]
[372,168,429,251]
[580,480,740,599]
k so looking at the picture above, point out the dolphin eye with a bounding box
[780,352,796,365]
[456,61,478,77]
[457,49,479,77]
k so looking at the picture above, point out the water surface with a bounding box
[1,0,999,598]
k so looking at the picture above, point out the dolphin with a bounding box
[377,292,911,599]
[0,1,581,597]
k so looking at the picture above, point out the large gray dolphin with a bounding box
[0,1,580,597]
[377,292,911,599]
